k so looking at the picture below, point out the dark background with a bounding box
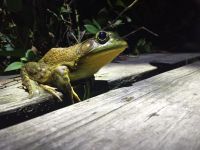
[1,0,200,72]
[76,0,200,52]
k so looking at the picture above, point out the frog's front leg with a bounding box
[21,64,44,98]
[51,65,81,104]
[21,62,59,100]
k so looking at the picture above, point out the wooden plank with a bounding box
[0,53,199,128]
[95,53,200,88]
[0,54,159,125]
[0,76,63,128]
[95,54,164,82]
[0,62,200,150]
[150,53,200,66]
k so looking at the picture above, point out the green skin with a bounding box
[21,31,128,103]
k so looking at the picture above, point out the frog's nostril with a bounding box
[116,39,128,47]
[123,41,128,47]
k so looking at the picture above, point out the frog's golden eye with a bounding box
[96,31,109,44]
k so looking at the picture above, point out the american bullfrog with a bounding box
[21,31,128,103]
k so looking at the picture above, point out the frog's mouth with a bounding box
[70,43,127,81]
[80,39,128,66]
[80,46,126,68]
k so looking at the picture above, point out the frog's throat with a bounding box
[69,47,126,81]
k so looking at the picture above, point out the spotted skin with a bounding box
[21,31,128,103]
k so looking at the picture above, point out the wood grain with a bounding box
[150,53,200,66]
[0,53,199,129]
[0,61,200,150]
[95,53,200,88]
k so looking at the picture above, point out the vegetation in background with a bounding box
[1,0,199,73]
[1,0,144,73]
[134,38,152,55]
[4,48,37,71]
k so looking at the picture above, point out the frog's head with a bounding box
[78,31,127,57]
[72,31,128,80]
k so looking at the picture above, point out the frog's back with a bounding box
[40,44,80,65]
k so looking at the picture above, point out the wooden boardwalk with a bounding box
[0,53,200,150]
[95,53,200,88]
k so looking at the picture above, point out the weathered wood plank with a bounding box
[150,53,200,66]
[95,53,200,88]
[0,53,199,128]
[0,62,200,150]
[95,54,163,83]
[0,76,63,128]
[0,54,157,123]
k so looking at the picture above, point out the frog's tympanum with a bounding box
[21,31,128,103]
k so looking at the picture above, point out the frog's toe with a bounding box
[28,89,41,99]
[72,89,81,103]
[40,84,63,101]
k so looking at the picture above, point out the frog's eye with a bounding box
[96,31,109,44]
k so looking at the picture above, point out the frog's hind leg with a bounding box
[52,65,81,104]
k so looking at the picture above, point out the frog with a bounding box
[21,31,128,103]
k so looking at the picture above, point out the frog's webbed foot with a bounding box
[40,84,62,101]
[52,65,81,104]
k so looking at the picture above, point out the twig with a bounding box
[104,0,139,30]
[122,26,159,38]
[0,32,15,48]
[70,32,79,43]
[69,0,75,6]
[75,9,81,42]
